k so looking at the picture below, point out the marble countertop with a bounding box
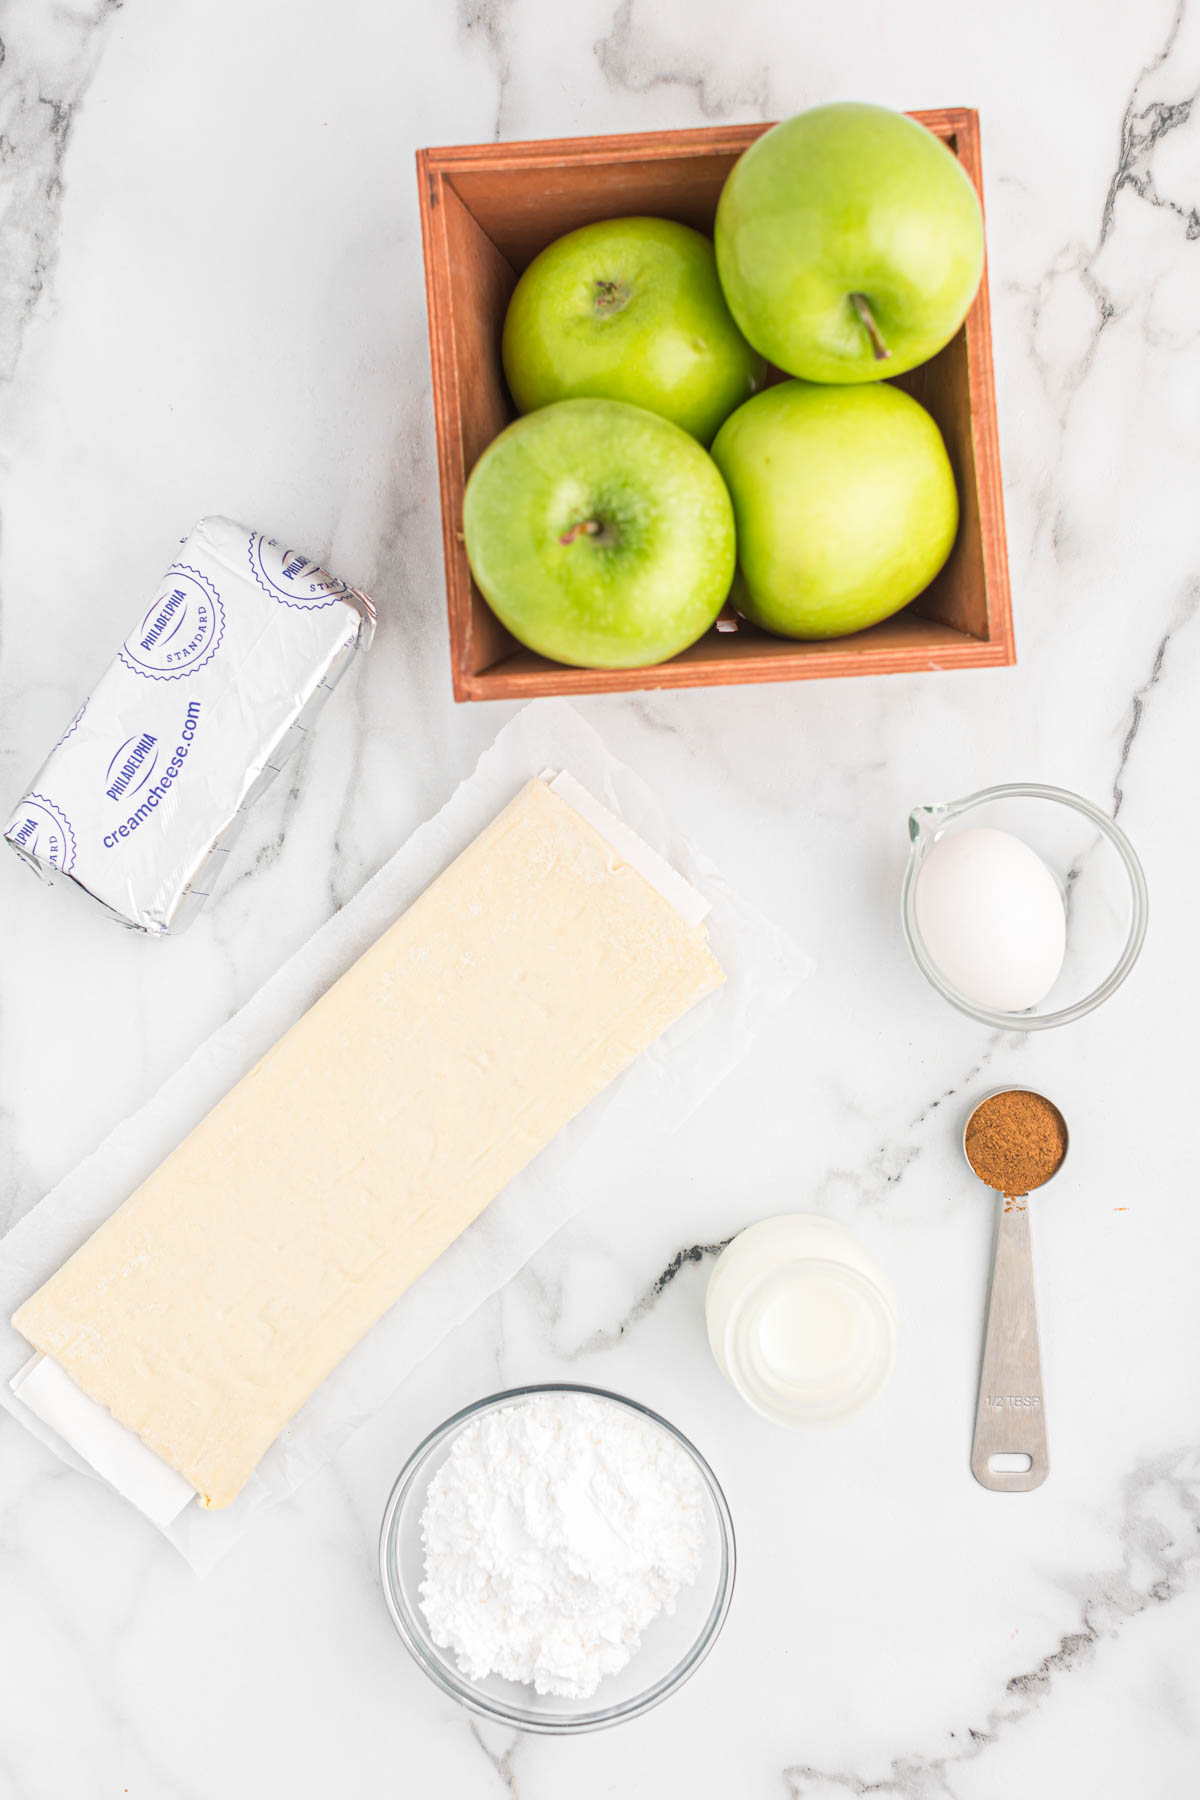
[2,1,1198,1794]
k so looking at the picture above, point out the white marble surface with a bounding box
[1,0,1198,1793]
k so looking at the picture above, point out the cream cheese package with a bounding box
[2,516,375,934]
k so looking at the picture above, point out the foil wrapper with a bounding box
[3,516,375,935]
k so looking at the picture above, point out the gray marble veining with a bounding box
[1,0,1198,1794]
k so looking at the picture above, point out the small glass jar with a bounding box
[901,783,1148,1030]
[706,1215,898,1426]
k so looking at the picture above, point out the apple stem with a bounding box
[850,292,891,362]
[558,518,604,546]
[593,278,629,316]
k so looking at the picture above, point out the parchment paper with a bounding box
[0,699,810,1572]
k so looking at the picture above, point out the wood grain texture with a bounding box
[416,112,1015,702]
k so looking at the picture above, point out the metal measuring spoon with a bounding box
[964,1088,1068,1493]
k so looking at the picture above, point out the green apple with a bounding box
[710,379,958,638]
[715,103,984,382]
[501,217,763,445]
[463,397,735,668]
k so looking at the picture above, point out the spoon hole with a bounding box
[988,1452,1033,1474]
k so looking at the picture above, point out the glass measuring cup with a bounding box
[901,784,1148,1029]
[965,1088,1069,1493]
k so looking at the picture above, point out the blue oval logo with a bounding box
[104,731,160,803]
[119,565,224,680]
[247,533,349,609]
[8,793,77,872]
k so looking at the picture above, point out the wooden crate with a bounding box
[416,113,1013,702]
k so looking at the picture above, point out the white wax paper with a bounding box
[0,700,810,1572]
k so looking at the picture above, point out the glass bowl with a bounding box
[378,1382,736,1734]
[901,783,1148,1030]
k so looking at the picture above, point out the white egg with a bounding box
[913,827,1066,1012]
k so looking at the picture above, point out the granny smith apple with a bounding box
[715,103,984,382]
[463,397,735,669]
[710,379,958,638]
[502,217,763,444]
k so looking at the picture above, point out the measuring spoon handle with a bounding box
[971,1197,1049,1491]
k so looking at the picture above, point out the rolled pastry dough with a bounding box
[13,780,723,1507]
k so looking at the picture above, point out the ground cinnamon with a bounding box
[964,1089,1067,1197]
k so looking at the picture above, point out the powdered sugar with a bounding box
[418,1392,707,1699]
